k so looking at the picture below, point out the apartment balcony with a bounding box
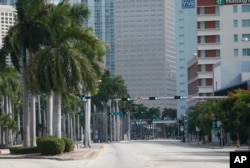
[197,28,220,36]
[197,71,213,79]
[198,85,213,93]
[197,42,220,50]
[197,13,220,22]
[197,57,220,65]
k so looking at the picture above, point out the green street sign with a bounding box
[216,0,224,5]
[112,112,123,116]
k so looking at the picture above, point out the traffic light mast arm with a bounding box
[115,96,227,101]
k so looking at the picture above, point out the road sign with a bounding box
[112,112,123,116]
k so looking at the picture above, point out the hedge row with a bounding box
[9,146,39,154]
[10,136,74,155]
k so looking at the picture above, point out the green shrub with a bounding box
[9,146,39,154]
[37,136,65,155]
[62,136,74,152]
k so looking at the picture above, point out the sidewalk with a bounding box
[0,144,103,161]
[184,141,250,151]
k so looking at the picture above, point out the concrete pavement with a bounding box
[0,144,103,161]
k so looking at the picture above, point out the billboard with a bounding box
[182,0,195,9]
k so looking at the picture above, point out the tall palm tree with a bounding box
[0,0,52,147]
[0,66,21,146]
[27,1,106,141]
[92,71,129,141]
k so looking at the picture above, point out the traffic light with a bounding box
[121,98,131,101]
[174,96,184,99]
[211,117,217,129]
[149,97,158,100]
[81,95,91,101]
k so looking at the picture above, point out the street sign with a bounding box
[112,112,123,116]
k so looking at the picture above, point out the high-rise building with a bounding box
[113,0,176,110]
[175,0,196,118]
[0,5,16,66]
[213,1,250,92]
[188,1,250,100]
[0,0,15,5]
[70,0,115,76]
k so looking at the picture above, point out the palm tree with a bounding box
[0,0,52,147]
[0,66,21,147]
[92,71,129,141]
[27,1,106,142]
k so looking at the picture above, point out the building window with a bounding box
[216,50,220,57]
[242,19,250,27]
[215,21,220,28]
[242,5,250,12]
[200,50,205,58]
[200,36,205,44]
[233,5,238,13]
[234,34,238,42]
[242,34,250,41]
[199,7,204,15]
[234,49,238,56]
[201,79,206,86]
[243,48,250,56]
[201,65,205,72]
[200,21,205,29]
[216,35,220,43]
[215,6,220,14]
[234,20,238,27]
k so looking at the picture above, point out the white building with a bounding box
[213,2,250,92]
[113,0,176,110]
[0,5,16,66]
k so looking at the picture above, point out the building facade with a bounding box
[113,0,176,110]
[0,0,15,5]
[175,0,197,118]
[70,0,115,76]
[0,5,16,66]
[195,0,250,96]
[196,0,221,97]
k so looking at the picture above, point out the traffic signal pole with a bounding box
[116,96,227,101]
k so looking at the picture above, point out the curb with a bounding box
[0,145,104,161]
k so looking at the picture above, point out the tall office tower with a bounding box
[114,0,176,110]
[0,0,15,5]
[0,5,16,66]
[175,0,196,118]
[70,0,115,76]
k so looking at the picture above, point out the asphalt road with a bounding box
[0,140,243,168]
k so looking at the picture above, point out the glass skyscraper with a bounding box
[175,0,196,118]
[70,0,115,76]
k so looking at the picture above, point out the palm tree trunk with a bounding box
[30,94,36,146]
[84,92,91,148]
[17,109,21,143]
[43,109,47,136]
[70,116,73,139]
[9,98,13,147]
[37,95,42,137]
[67,113,70,137]
[77,112,80,140]
[73,113,76,141]
[46,92,53,136]
[23,69,30,147]
[53,92,62,138]
[62,114,66,137]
